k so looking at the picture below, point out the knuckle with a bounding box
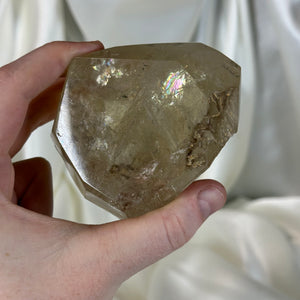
[44,40,73,53]
[43,41,70,70]
[44,41,64,49]
[161,213,190,251]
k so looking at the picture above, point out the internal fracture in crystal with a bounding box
[52,43,240,218]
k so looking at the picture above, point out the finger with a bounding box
[13,157,53,216]
[1,40,104,102]
[0,41,104,154]
[83,180,226,284]
[9,77,65,156]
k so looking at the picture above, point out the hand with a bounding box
[0,41,226,299]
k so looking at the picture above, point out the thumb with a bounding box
[94,179,226,283]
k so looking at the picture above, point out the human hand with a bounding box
[0,41,226,299]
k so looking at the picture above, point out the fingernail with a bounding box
[89,40,104,50]
[81,41,104,53]
[197,187,225,220]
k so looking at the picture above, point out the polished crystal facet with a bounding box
[52,43,240,218]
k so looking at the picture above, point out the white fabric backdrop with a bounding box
[1,0,300,299]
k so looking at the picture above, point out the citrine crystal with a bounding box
[52,43,240,218]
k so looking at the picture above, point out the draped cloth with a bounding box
[1,0,300,298]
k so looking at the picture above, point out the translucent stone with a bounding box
[52,43,240,218]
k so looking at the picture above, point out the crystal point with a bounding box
[52,43,240,218]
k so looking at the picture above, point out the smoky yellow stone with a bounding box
[52,43,240,218]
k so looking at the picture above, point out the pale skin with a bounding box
[0,41,226,299]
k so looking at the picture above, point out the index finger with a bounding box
[0,41,103,154]
[1,41,103,101]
